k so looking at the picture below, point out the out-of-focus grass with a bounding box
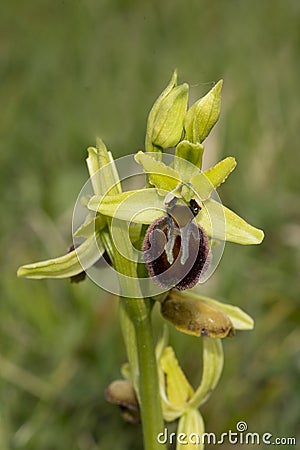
[1,0,299,448]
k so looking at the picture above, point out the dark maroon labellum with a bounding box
[143,199,209,290]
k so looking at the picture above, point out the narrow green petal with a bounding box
[160,346,194,409]
[135,151,180,191]
[188,338,224,409]
[86,139,121,196]
[17,232,104,279]
[88,189,166,224]
[197,198,264,244]
[191,156,236,200]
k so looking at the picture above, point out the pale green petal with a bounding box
[88,189,166,224]
[17,232,104,279]
[197,198,264,244]
[177,410,205,450]
[191,156,236,200]
[188,338,224,409]
[87,139,121,196]
[135,151,180,191]
[160,346,194,409]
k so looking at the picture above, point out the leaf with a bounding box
[197,198,264,244]
[17,232,104,279]
[88,189,166,224]
[191,156,236,200]
[134,151,180,191]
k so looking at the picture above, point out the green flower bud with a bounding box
[152,83,189,149]
[161,291,235,338]
[184,80,223,143]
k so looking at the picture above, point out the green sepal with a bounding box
[17,231,104,279]
[87,138,121,196]
[177,410,205,450]
[191,156,236,200]
[135,151,180,191]
[197,198,264,244]
[184,80,223,143]
[73,214,106,238]
[188,338,224,409]
[88,189,166,224]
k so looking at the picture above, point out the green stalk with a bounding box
[107,219,166,450]
[122,298,166,450]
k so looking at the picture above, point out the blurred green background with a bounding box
[1,0,299,449]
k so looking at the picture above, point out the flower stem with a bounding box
[121,297,166,450]
[108,219,166,450]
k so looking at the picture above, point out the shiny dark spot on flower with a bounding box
[189,198,201,216]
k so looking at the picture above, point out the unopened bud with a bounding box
[184,80,223,143]
[152,83,189,149]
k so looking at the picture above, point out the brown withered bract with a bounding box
[105,380,140,424]
[161,291,235,338]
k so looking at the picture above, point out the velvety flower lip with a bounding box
[142,196,210,291]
